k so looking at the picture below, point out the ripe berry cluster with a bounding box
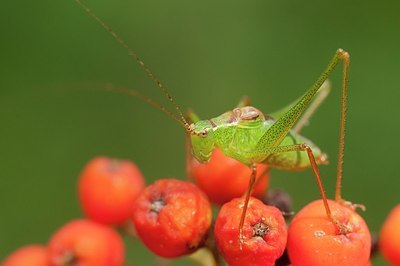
[2,152,399,265]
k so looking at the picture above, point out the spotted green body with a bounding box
[190,106,327,169]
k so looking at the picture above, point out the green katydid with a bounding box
[76,0,362,248]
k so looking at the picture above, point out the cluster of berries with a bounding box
[3,151,399,265]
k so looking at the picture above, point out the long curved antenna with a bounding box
[75,0,191,131]
[96,82,187,127]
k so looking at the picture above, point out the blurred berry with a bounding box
[3,245,49,266]
[380,204,400,265]
[48,219,124,266]
[78,157,145,225]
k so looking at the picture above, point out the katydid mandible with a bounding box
[76,0,360,248]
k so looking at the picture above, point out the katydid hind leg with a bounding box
[253,49,353,207]
[255,49,350,151]
[326,50,364,211]
[334,50,349,206]
[293,80,331,133]
[270,80,330,123]
[238,50,353,231]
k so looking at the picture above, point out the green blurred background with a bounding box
[1,0,399,264]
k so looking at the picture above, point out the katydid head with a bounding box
[189,121,216,163]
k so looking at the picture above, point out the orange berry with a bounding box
[3,245,49,266]
[215,197,287,266]
[287,199,371,266]
[132,179,212,258]
[48,219,124,266]
[78,157,145,225]
[380,204,400,265]
[192,148,268,205]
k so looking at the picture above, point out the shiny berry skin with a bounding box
[132,179,212,258]
[380,204,400,265]
[287,199,371,266]
[214,197,287,266]
[192,148,269,205]
[3,245,50,266]
[48,219,124,266]
[78,157,145,225]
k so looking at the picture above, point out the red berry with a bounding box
[48,219,124,266]
[192,148,269,205]
[380,204,400,265]
[3,245,50,266]
[214,197,287,266]
[132,179,212,258]
[78,157,145,225]
[287,199,371,266]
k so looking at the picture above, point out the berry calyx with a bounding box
[287,199,371,266]
[214,197,287,266]
[78,157,145,225]
[132,178,212,258]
